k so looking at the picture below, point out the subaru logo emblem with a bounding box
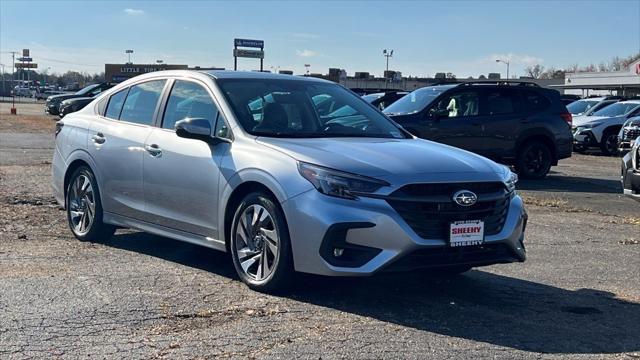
[453,190,477,206]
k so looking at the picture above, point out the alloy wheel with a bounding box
[68,174,95,236]
[234,204,279,281]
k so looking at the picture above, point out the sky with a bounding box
[1,0,639,78]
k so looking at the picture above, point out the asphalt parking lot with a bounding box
[0,101,638,359]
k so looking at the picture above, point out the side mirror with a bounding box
[175,118,213,143]
[429,108,449,121]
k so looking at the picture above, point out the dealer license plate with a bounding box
[450,220,484,247]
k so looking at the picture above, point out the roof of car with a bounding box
[619,99,640,104]
[202,70,330,83]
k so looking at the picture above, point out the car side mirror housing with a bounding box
[175,118,231,145]
[429,108,449,121]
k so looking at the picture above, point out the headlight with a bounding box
[504,171,518,193]
[581,122,603,129]
[297,162,389,200]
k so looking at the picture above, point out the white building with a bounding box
[555,59,640,97]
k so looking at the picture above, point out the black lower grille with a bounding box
[383,243,518,272]
[386,182,510,240]
[622,128,640,142]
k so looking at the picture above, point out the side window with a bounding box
[522,90,551,112]
[484,90,519,115]
[434,91,480,118]
[119,80,166,125]
[163,80,219,130]
[105,88,128,119]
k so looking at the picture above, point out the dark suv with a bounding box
[383,82,573,178]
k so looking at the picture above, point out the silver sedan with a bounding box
[52,70,527,291]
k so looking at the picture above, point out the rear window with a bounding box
[521,90,551,112]
[119,80,166,125]
[105,88,128,119]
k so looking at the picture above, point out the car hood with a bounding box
[573,115,623,127]
[61,97,94,104]
[256,137,505,178]
[48,93,82,102]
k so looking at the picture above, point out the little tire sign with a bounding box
[233,49,264,59]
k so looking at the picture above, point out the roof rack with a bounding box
[456,80,540,87]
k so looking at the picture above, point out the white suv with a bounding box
[573,100,640,155]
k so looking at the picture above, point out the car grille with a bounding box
[382,243,517,272]
[386,182,510,240]
[622,127,640,142]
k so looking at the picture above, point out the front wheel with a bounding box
[516,141,553,179]
[66,166,115,242]
[230,192,294,292]
[600,130,619,156]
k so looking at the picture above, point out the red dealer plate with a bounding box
[449,220,484,247]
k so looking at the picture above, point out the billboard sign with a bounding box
[22,49,29,57]
[233,49,265,59]
[15,63,38,69]
[234,38,264,48]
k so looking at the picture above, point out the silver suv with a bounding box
[52,70,527,291]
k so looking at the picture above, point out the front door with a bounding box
[425,89,488,154]
[142,79,229,237]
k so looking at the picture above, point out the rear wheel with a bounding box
[230,192,294,292]
[66,166,115,242]
[516,141,553,179]
[600,129,619,156]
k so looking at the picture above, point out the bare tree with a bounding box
[524,64,545,78]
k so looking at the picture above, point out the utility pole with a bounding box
[383,49,393,89]
[10,51,17,113]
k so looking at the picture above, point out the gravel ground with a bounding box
[0,103,638,359]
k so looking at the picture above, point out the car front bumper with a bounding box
[573,129,598,148]
[45,103,60,115]
[282,189,527,276]
[622,151,640,202]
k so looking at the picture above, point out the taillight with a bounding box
[561,112,572,126]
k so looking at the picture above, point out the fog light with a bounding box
[333,248,344,257]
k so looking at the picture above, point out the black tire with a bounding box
[600,129,619,156]
[516,141,553,179]
[573,144,587,154]
[230,192,294,292]
[66,166,115,242]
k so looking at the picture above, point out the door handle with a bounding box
[91,133,105,144]
[145,144,162,157]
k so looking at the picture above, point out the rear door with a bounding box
[479,87,522,159]
[88,79,166,219]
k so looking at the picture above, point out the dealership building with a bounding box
[553,59,640,97]
[105,64,224,83]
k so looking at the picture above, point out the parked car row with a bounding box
[45,83,113,116]
[572,99,640,155]
[621,135,640,202]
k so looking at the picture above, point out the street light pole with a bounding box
[125,49,134,64]
[495,59,510,79]
[383,49,394,89]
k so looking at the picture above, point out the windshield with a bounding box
[217,79,407,139]
[383,87,446,115]
[362,93,384,103]
[592,102,640,117]
[567,100,598,115]
[76,84,100,96]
